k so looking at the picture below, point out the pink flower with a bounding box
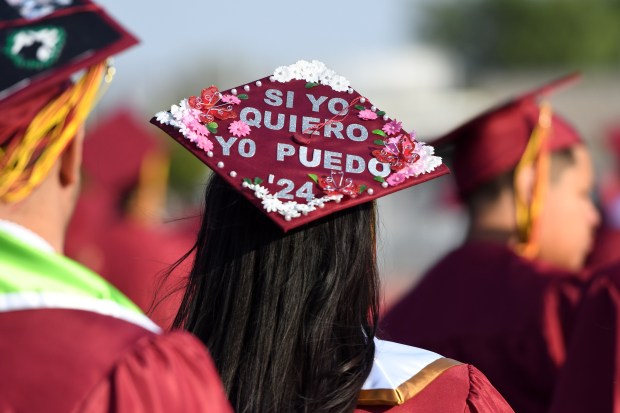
[386,172,406,186]
[228,120,251,137]
[358,109,378,121]
[196,135,214,152]
[382,120,402,136]
[182,114,210,137]
[221,94,241,105]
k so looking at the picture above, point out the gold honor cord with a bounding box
[513,102,553,259]
[0,60,115,203]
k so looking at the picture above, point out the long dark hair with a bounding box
[173,174,380,413]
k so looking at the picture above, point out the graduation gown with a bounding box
[380,241,584,413]
[355,339,513,412]
[549,265,620,413]
[587,225,620,271]
[0,221,232,412]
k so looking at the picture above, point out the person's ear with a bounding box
[514,163,536,205]
[59,127,84,187]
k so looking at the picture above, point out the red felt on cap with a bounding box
[151,60,449,232]
[431,73,582,196]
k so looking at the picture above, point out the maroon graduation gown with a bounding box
[380,240,584,413]
[355,363,513,413]
[587,225,620,271]
[549,265,620,413]
[0,309,232,412]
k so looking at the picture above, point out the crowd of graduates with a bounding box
[1,1,619,412]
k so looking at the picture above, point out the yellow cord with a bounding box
[513,102,553,259]
[0,61,114,203]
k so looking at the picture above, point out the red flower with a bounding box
[371,133,419,171]
[318,171,360,198]
[188,85,237,123]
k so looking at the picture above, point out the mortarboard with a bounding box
[0,0,138,202]
[83,109,166,194]
[432,73,582,197]
[0,0,138,107]
[151,60,449,232]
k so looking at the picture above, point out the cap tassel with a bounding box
[513,102,553,259]
[0,62,107,203]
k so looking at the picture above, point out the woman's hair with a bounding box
[173,174,380,413]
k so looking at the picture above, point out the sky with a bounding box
[95,0,431,111]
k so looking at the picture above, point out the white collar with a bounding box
[358,339,461,406]
[0,219,56,254]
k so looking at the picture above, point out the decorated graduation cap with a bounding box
[432,73,582,197]
[152,60,448,232]
[0,0,138,202]
[432,73,583,258]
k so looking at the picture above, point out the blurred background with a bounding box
[72,0,620,317]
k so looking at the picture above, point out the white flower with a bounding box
[273,66,294,82]
[319,69,336,85]
[253,185,269,198]
[282,202,302,218]
[155,111,172,124]
[329,75,350,92]
[261,196,281,213]
[272,60,350,90]
[310,60,327,73]
[170,103,183,120]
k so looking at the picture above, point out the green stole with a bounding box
[0,228,159,332]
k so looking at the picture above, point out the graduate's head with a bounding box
[436,74,599,271]
[152,60,448,413]
[0,0,137,246]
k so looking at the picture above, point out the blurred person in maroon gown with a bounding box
[65,110,197,329]
[548,263,620,413]
[587,124,620,271]
[381,74,599,413]
[0,2,230,411]
[548,125,620,413]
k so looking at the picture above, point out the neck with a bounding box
[467,191,518,246]
[0,176,69,253]
[467,227,516,246]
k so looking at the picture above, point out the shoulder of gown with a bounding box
[355,339,513,413]
[549,266,620,413]
[75,329,233,413]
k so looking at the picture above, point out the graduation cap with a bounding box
[0,0,138,202]
[151,60,449,232]
[0,0,138,106]
[432,73,583,258]
[432,73,582,197]
[83,110,167,193]
[83,110,169,224]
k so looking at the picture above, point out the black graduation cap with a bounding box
[0,0,138,107]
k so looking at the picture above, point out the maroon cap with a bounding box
[83,109,166,193]
[151,60,449,232]
[432,73,582,196]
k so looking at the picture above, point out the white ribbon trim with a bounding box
[362,339,443,391]
[0,292,161,333]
